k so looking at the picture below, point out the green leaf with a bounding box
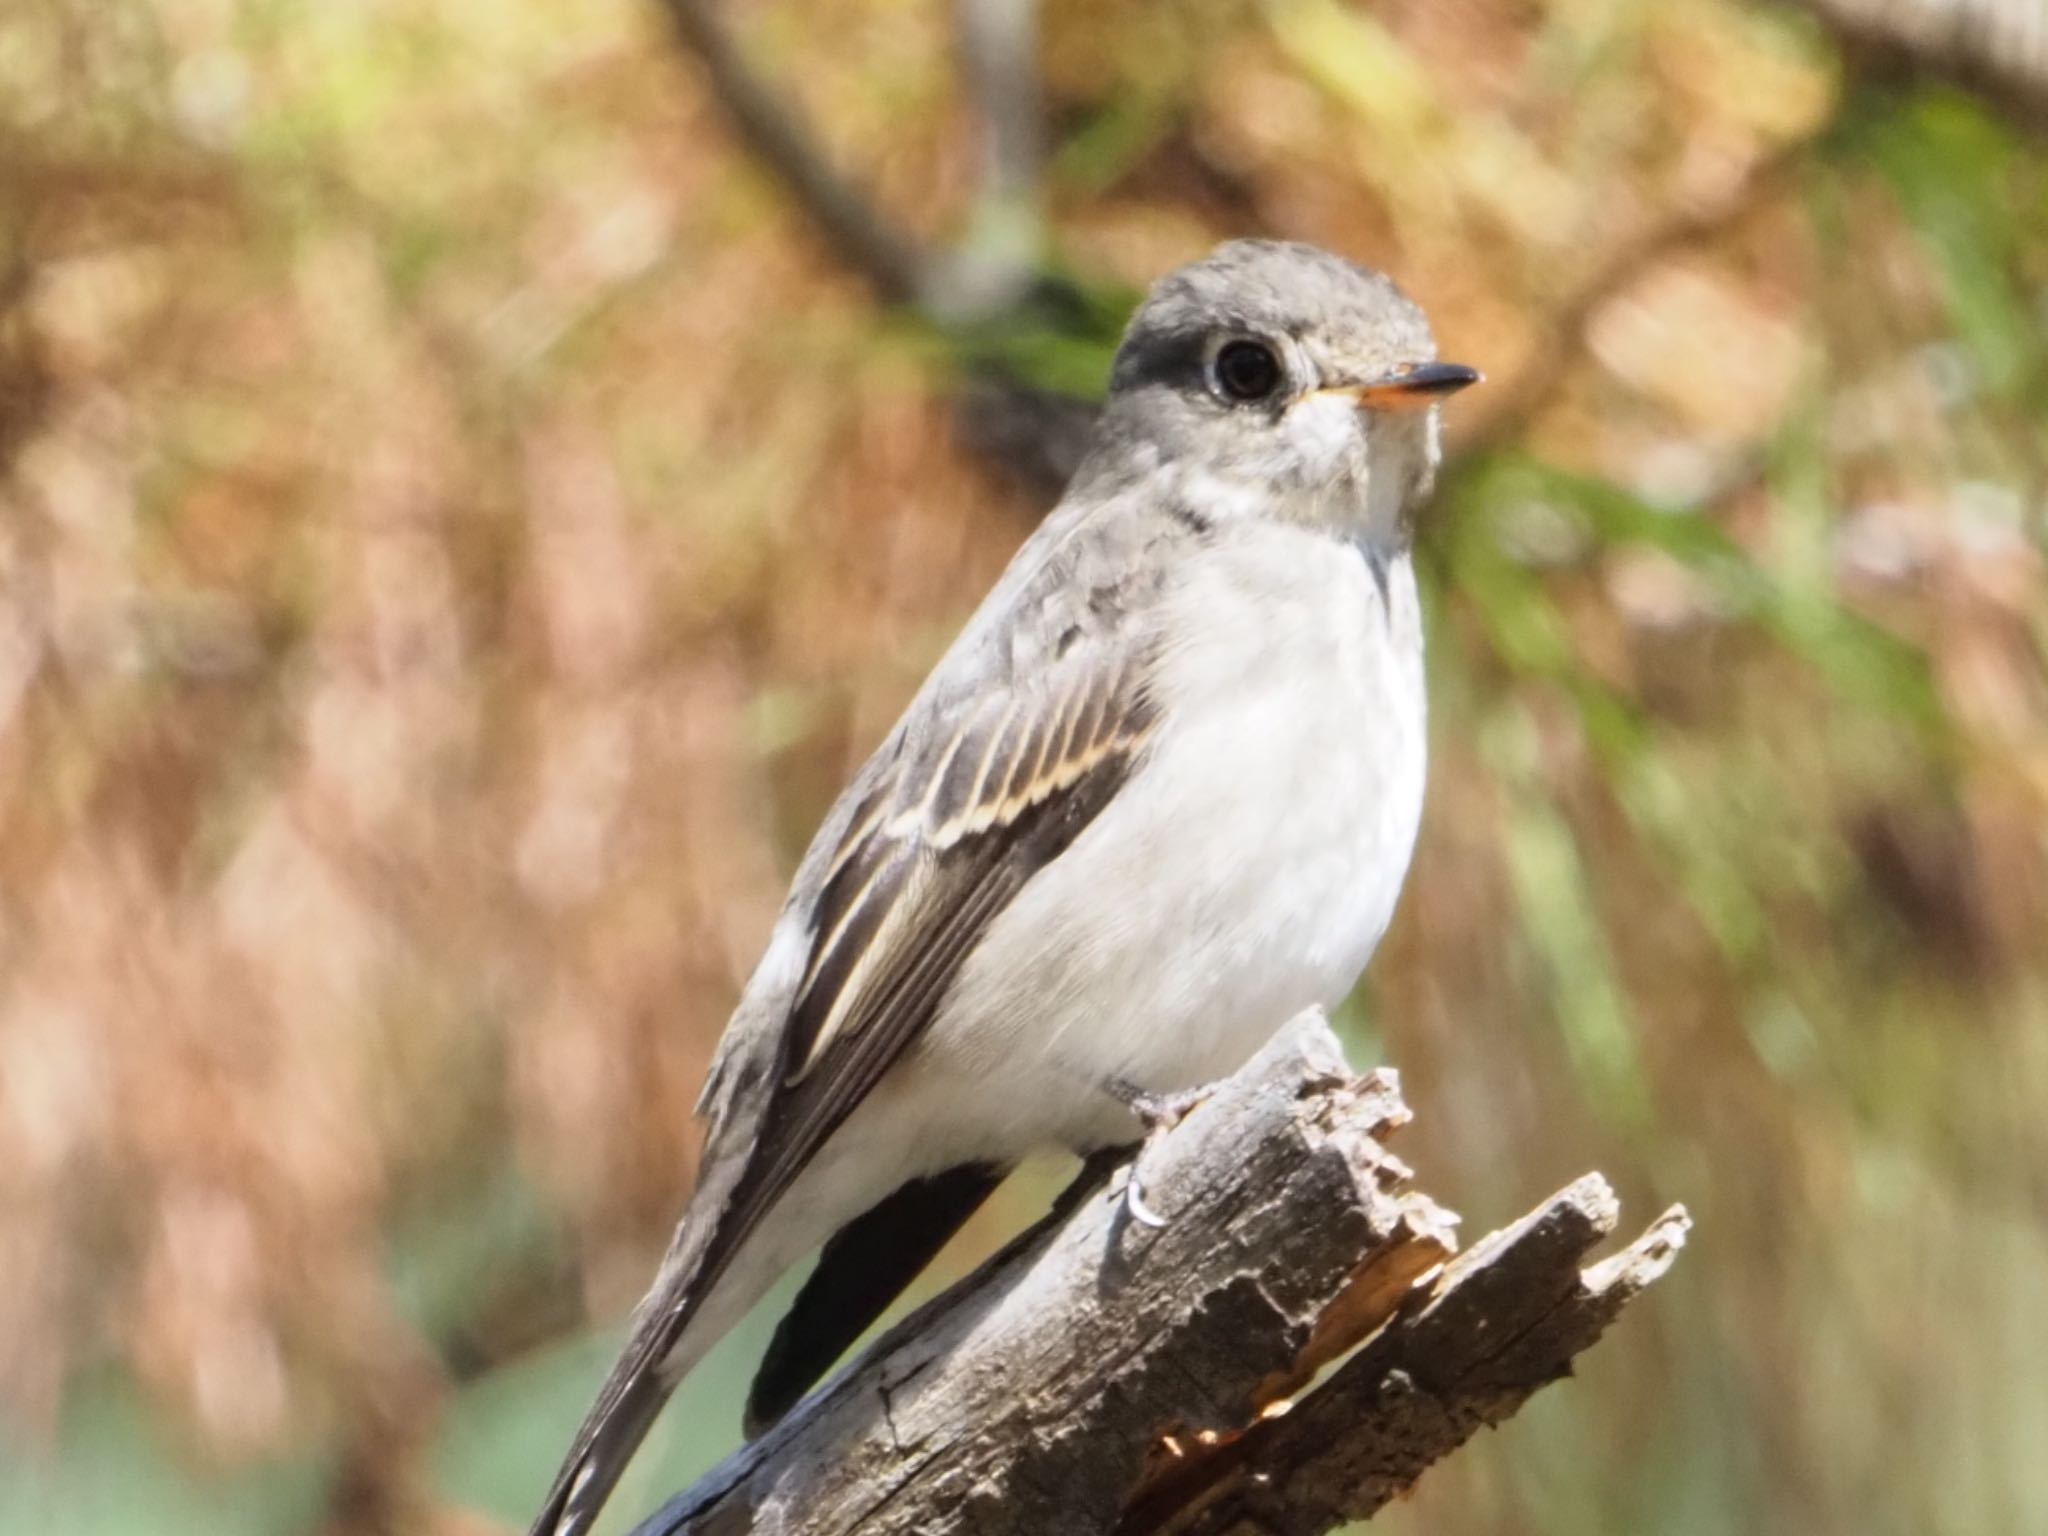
[1858,92,2037,398]
[1486,705,1651,1128]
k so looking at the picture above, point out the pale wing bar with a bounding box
[789,650,1148,1082]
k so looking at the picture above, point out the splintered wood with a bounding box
[628,1012,1689,1536]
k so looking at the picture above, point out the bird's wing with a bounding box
[528,622,1160,1536]
[709,627,1159,1282]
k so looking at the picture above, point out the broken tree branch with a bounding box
[624,1012,1690,1536]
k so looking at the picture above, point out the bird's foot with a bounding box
[1114,1081,1211,1136]
[1105,1078,1215,1228]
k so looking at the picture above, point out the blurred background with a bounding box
[2,0,2045,1532]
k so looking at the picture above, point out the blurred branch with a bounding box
[626,1014,1689,1536]
[952,0,1047,312]
[1784,0,2048,129]
[654,0,1077,502]
[960,0,1045,220]
[653,0,935,307]
[653,0,1050,320]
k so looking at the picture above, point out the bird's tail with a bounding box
[526,1144,779,1536]
[524,1318,685,1536]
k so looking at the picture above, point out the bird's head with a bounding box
[1081,240,1478,545]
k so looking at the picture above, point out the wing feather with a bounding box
[791,643,1152,1081]
[703,638,1154,1252]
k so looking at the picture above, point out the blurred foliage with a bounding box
[1,1,2045,1534]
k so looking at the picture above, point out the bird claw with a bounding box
[1107,1079,1216,1230]
[1122,1170,1169,1229]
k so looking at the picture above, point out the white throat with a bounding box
[1169,399,1439,551]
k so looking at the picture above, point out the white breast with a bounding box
[927,524,1428,1153]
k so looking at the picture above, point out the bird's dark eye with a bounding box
[1212,339,1284,404]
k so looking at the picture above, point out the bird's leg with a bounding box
[1102,1076,1215,1228]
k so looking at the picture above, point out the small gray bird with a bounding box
[527,239,1478,1536]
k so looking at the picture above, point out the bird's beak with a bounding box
[1345,361,1482,413]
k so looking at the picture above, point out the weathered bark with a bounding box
[625,1012,1689,1536]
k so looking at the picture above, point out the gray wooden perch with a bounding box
[625,1011,1689,1536]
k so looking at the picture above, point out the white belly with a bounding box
[926,529,1428,1153]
